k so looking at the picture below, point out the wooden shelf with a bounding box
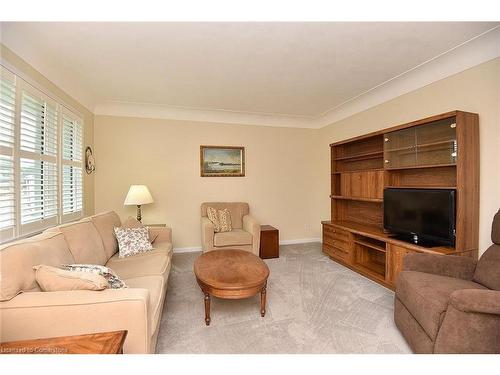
[332,169,384,174]
[330,195,383,203]
[385,186,457,190]
[385,139,455,153]
[334,150,383,161]
[354,239,386,252]
[385,163,456,171]
[323,220,456,255]
[325,111,479,290]
[354,261,386,280]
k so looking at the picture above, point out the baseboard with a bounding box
[173,246,202,253]
[173,238,321,253]
[279,238,321,245]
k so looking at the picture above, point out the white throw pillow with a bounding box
[114,226,153,258]
[62,264,127,289]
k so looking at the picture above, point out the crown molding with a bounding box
[94,101,315,128]
[94,26,500,129]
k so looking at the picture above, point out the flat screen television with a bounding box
[383,188,456,247]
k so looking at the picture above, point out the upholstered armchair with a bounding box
[394,210,500,354]
[201,202,261,256]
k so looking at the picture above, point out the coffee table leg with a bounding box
[204,293,211,326]
[260,286,267,317]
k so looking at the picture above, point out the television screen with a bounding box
[384,188,456,246]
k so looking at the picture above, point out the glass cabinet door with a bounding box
[416,118,457,166]
[384,148,417,168]
[384,127,416,168]
[384,117,457,169]
[384,127,415,151]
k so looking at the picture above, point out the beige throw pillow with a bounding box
[34,265,108,292]
[207,207,232,233]
[218,208,232,232]
[122,216,159,243]
[207,207,221,232]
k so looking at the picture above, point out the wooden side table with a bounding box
[259,225,279,259]
[0,330,127,354]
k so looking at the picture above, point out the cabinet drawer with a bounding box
[323,243,351,262]
[323,234,350,251]
[323,225,349,240]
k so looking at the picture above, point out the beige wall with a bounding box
[94,116,317,249]
[93,58,499,253]
[3,42,497,254]
[0,44,95,215]
[312,57,500,254]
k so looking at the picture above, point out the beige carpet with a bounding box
[156,242,412,353]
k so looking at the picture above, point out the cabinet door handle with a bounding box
[384,138,389,142]
[384,160,390,164]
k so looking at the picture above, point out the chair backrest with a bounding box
[201,202,249,229]
[473,209,500,290]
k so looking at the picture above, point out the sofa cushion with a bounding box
[124,275,165,337]
[473,244,500,290]
[90,211,122,260]
[201,202,249,229]
[214,229,253,247]
[0,232,74,301]
[56,219,108,265]
[106,246,172,280]
[396,271,486,340]
[33,265,108,292]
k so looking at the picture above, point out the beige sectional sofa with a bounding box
[0,211,172,354]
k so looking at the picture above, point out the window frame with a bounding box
[0,64,85,243]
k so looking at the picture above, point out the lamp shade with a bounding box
[124,185,154,206]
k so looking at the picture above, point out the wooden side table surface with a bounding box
[0,330,127,354]
[194,249,270,325]
[260,225,279,259]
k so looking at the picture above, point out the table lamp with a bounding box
[124,185,154,222]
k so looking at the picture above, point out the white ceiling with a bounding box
[1,22,499,127]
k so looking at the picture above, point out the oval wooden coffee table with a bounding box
[194,249,270,326]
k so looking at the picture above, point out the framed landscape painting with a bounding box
[200,146,245,177]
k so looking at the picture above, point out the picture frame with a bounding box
[200,145,245,177]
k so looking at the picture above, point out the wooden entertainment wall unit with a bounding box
[321,110,479,289]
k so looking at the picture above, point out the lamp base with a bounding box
[136,205,142,222]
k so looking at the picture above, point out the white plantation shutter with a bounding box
[61,109,83,222]
[20,91,58,156]
[0,67,16,241]
[0,65,86,243]
[19,83,58,234]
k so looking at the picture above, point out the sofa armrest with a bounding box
[201,217,215,251]
[243,215,261,256]
[0,288,150,353]
[149,226,172,246]
[450,289,500,315]
[403,253,476,280]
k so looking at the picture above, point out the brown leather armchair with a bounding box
[394,210,500,353]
